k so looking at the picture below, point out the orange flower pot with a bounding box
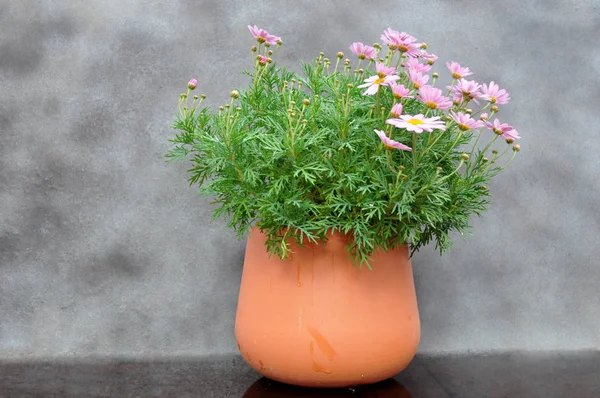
[235,227,420,388]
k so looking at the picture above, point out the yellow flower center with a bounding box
[408,118,424,126]
[398,44,409,52]
[425,101,438,109]
[452,72,462,79]
[374,77,385,85]
[490,96,497,103]
[458,123,470,131]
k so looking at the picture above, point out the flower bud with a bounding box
[482,157,489,163]
[358,68,364,74]
[491,105,499,113]
[346,83,354,89]
[402,175,408,181]
[420,43,427,49]
[302,98,311,106]
[373,43,382,50]
[344,58,350,65]
[268,50,273,56]
[302,119,308,124]
[479,113,488,121]
[266,57,273,63]
[290,101,296,106]
[337,52,344,59]
[193,95,199,100]
[399,165,405,170]
[251,46,257,53]
[436,167,443,173]
[276,39,282,45]
[225,104,230,109]
[513,144,521,152]
[432,72,439,78]
[465,108,473,114]
[378,58,385,63]
[319,52,325,57]
[291,79,296,84]
[230,90,240,99]
[460,153,470,160]
[492,149,498,155]
[187,78,197,90]
[200,94,206,99]
[505,137,515,144]
[236,107,242,112]
[265,43,271,48]
[323,58,330,63]
[181,93,188,99]
[218,106,224,111]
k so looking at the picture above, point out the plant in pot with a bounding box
[166,25,521,388]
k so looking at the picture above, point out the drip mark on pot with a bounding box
[307,325,337,360]
[297,263,302,287]
[237,341,241,351]
[310,341,333,374]
[259,360,265,370]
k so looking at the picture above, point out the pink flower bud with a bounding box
[188,78,197,90]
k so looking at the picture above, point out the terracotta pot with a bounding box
[235,227,420,388]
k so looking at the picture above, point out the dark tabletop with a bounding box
[1,351,599,397]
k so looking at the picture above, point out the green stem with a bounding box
[499,150,518,170]
[412,132,418,169]
[437,160,465,184]
[437,131,464,165]
[375,88,381,118]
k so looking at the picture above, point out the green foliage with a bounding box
[166,50,518,269]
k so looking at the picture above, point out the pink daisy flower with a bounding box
[417,85,453,110]
[386,114,446,134]
[389,82,412,99]
[358,74,399,95]
[409,69,430,89]
[404,57,431,73]
[485,119,521,140]
[187,78,197,90]
[446,61,473,79]
[380,28,421,57]
[374,129,412,151]
[375,62,397,78]
[480,81,510,105]
[389,103,403,117]
[349,42,376,60]
[258,55,268,65]
[449,111,485,131]
[420,51,438,65]
[247,25,280,45]
[448,79,482,102]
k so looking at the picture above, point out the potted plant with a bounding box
[166,25,520,388]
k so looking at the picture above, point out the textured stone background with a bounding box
[1,0,599,358]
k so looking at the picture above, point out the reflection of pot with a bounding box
[236,227,420,387]
[242,377,412,398]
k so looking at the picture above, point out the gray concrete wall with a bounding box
[1,0,599,359]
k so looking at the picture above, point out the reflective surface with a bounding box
[1,352,598,397]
